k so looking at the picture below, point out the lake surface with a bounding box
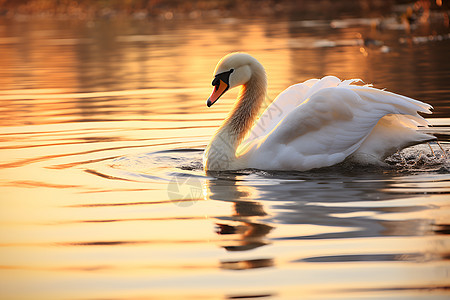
[1,8,450,300]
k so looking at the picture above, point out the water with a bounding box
[1,9,450,300]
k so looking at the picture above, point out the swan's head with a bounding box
[207,52,262,107]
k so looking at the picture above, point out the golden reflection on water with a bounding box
[0,12,449,300]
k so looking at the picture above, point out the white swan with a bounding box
[203,52,434,171]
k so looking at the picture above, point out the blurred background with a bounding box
[1,0,449,21]
[1,0,449,124]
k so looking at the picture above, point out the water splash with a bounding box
[105,142,450,184]
[385,143,450,173]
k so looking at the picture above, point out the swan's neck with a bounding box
[205,66,267,170]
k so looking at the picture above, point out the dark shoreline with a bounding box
[2,0,447,21]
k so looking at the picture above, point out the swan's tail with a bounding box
[342,83,435,160]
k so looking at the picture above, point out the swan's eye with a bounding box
[212,77,220,86]
[212,69,234,86]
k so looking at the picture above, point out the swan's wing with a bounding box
[248,84,432,170]
[244,82,311,142]
[347,85,432,123]
[245,76,342,142]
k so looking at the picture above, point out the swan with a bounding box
[203,52,434,171]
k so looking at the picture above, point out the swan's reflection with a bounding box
[202,169,444,265]
[204,174,274,269]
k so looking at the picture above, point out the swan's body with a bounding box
[203,53,434,171]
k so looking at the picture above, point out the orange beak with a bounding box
[207,79,229,107]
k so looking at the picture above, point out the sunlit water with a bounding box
[1,10,450,300]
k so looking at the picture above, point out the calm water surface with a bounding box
[0,12,450,300]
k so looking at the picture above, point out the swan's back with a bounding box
[239,76,433,171]
[245,76,358,140]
